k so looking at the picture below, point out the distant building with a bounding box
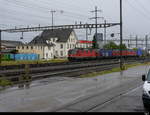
[94,33,104,48]
[1,40,24,54]
[16,29,78,60]
[2,40,24,50]
[76,40,93,48]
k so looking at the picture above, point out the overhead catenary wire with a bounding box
[125,0,150,22]
[135,0,150,17]
[0,2,91,25]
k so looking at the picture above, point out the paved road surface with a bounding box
[0,65,149,112]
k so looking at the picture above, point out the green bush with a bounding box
[0,77,13,87]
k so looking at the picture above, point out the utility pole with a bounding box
[120,0,123,70]
[128,40,130,48]
[104,20,107,46]
[136,35,138,48]
[86,23,88,48]
[130,35,132,48]
[145,35,148,51]
[0,30,1,65]
[50,10,56,30]
[90,6,103,48]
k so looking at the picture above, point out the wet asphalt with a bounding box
[0,65,149,112]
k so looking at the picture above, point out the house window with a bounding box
[60,44,63,49]
[46,53,48,58]
[67,44,69,49]
[60,51,63,56]
[55,51,58,56]
[27,46,29,49]
[31,46,33,49]
[48,47,51,50]
[70,44,72,49]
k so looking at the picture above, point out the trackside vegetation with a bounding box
[1,59,68,66]
[0,77,13,89]
[80,62,150,78]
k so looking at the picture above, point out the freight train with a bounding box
[1,53,39,61]
[68,48,144,61]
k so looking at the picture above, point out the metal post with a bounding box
[95,6,98,45]
[120,0,123,70]
[52,12,54,27]
[0,30,1,65]
[136,35,138,48]
[128,40,130,48]
[104,20,107,46]
[50,10,56,30]
[86,23,88,48]
[145,35,148,51]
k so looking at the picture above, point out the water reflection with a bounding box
[120,70,124,76]
[18,82,31,89]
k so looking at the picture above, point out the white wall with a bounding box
[44,46,54,60]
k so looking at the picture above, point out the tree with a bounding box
[92,35,99,49]
[103,41,127,50]
[10,49,18,61]
[10,49,18,54]
[103,41,119,49]
[119,44,127,49]
[133,48,138,51]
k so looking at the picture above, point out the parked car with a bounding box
[142,68,150,110]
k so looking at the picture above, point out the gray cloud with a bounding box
[0,0,150,42]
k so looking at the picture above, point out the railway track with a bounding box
[1,57,149,71]
[1,61,119,82]
[0,59,119,70]
[0,58,149,85]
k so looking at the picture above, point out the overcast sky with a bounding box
[0,0,150,43]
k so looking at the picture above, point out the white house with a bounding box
[17,29,78,60]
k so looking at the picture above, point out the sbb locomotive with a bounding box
[68,48,143,61]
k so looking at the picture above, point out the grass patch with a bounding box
[0,77,13,88]
[80,67,122,78]
[1,59,68,66]
[80,62,150,78]
[125,62,150,68]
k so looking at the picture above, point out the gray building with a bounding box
[2,40,24,50]
[94,33,104,49]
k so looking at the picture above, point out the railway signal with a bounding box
[111,33,115,37]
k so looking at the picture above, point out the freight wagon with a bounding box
[68,48,143,61]
[1,53,39,61]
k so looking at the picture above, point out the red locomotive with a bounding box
[68,48,143,61]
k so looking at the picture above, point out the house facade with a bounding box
[16,29,78,60]
[16,45,55,59]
